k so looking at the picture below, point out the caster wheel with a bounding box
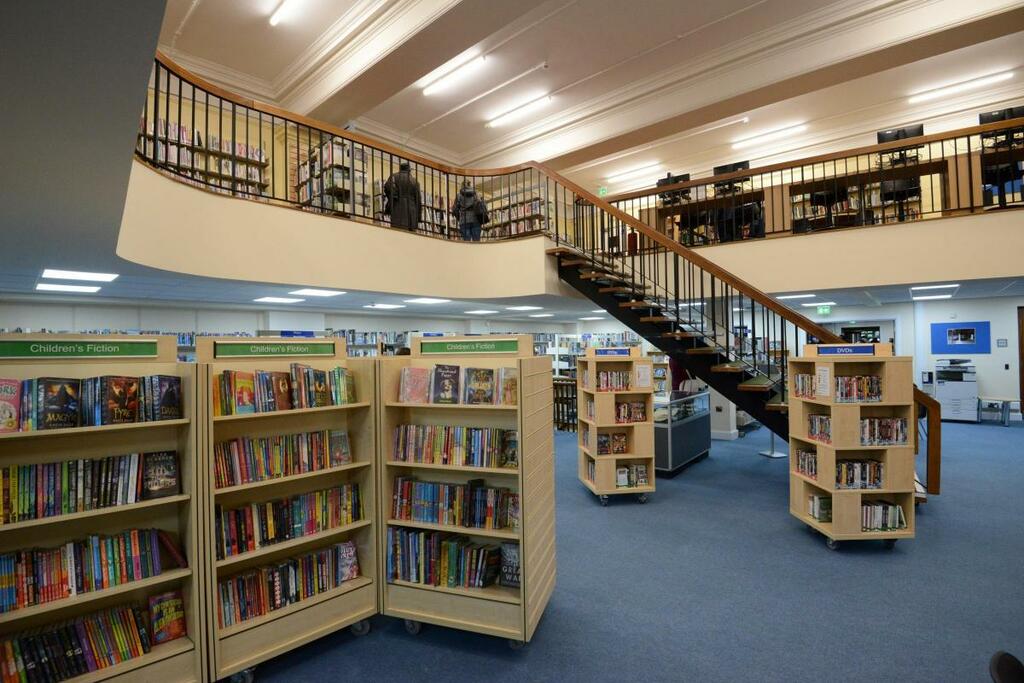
[508,639,525,650]
[825,538,840,551]
[637,494,648,504]
[404,619,422,635]
[229,668,255,683]
[599,495,609,506]
[884,539,897,550]
[350,619,370,637]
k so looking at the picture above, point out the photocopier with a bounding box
[929,359,979,422]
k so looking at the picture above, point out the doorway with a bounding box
[1018,307,1024,400]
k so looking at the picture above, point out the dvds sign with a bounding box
[0,340,159,359]
[817,344,875,356]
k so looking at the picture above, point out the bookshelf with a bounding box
[295,138,369,214]
[378,335,555,647]
[788,343,916,550]
[0,334,202,682]
[577,347,655,504]
[647,350,671,395]
[196,337,377,680]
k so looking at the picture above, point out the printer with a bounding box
[934,359,978,422]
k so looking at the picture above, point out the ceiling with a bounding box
[772,277,1023,310]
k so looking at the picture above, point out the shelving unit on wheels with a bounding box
[788,343,916,551]
[197,337,377,680]
[0,334,202,682]
[577,346,655,505]
[378,334,555,648]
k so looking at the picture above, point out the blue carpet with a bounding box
[258,422,1024,682]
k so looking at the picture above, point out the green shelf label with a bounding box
[0,340,159,359]
[420,339,519,355]
[213,341,336,358]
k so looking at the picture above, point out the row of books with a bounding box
[391,477,519,531]
[0,451,179,525]
[212,429,352,489]
[861,417,908,445]
[142,117,268,163]
[214,484,362,560]
[212,364,356,416]
[615,401,647,424]
[862,501,908,531]
[596,432,629,455]
[334,330,406,346]
[397,365,517,406]
[837,460,884,489]
[591,370,632,392]
[808,414,832,443]
[835,375,882,403]
[0,593,186,682]
[0,376,182,432]
[216,541,360,629]
[795,449,818,479]
[0,529,184,613]
[585,459,596,483]
[385,528,520,589]
[808,494,832,522]
[792,374,815,399]
[390,424,517,469]
[490,198,545,226]
[616,464,650,488]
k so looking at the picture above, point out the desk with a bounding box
[979,397,1016,426]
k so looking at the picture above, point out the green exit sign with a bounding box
[597,186,608,197]
[817,305,832,315]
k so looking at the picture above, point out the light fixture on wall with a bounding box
[422,55,487,96]
[289,288,345,297]
[731,123,807,150]
[255,296,304,303]
[486,93,553,127]
[268,0,298,26]
[907,72,1014,104]
[36,283,100,293]
[41,269,119,282]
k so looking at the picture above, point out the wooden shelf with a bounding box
[214,462,370,496]
[212,402,371,423]
[579,445,648,460]
[383,402,517,411]
[385,460,519,476]
[218,575,373,637]
[0,494,190,533]
[74,637,195,683]
[389,579,521,605]
[387,518,519,540]
[216,519,372,570]
[0,418,189,443]
[580,476,655,496]
[0,568,192,626]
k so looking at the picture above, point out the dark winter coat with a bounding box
[451,187,489,226]
[383,170,422,230]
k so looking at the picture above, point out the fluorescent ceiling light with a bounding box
[422,56,486,96]
[605,162,663,184]
[36,283,100,293]
[913,294,954,301]
[732,308,743,312]
[777,293,816,300]
[732,124,808,150]
[910,284,959,291]
[506,305,543,311]
[268,0,297,26]
[579,316,604,321]
[591,309,605,313]
[801,301,836,307]
[403,297,451,304]
[529,313,554,318]
[289,288,345,297]
[907,72,1014,104]
[255,296,304,303]
[363,303,405,309]
[487,94,552,127]
[465,310,499,314]
[41,269,118,282]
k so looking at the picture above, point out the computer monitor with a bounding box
[713,161,750,176]
[876,125,924,144]
[810,186,849,207]
[657,172,691,203]
[881,178,920,201]
[979,106,1024,124]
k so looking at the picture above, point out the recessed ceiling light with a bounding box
[777,293,816,300]
[579,317,604,321]
[36,283,100,293]
[605,162,663,184]
[506,306,543,311]
[41,269,118,282]
[732,123,808,150]
[591,309,605,313]
[913,294,954,301]
[907,71,1013,104]
[529,313,554,318]
[255,296,304,304]
[487,92,552,128]
[465,310,499,315]
[403,297,452,304]
[268,0,297,26]
[289,288,345,297]
[801,301,836,307]
[910,284,959,291]
[363,303,405,310]
[422,55,486,96]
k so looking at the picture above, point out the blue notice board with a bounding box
[930,321,991,354]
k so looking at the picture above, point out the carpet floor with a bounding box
[258,421,1023,682]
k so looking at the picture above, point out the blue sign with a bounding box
[595,348,630,356]
[930,321,990,355]
[279,330,315,338]
[818,344,875,356]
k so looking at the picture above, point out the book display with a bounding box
[788,343,916,550]
[295,138,369,214]
[378,335,555,647]
[577,347,655,504]
[197,337,376,680]
[0,334,201,682]
[647,351,671,395]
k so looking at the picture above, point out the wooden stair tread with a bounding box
[711,361,746,373]
[546,247,578,256]
[765,394,789,412]
[599,285,650,294]
[661,331,698,339]
[686,347,718,355]
[619,300,661,309]
[738,376,775,391]
[638,316,670,323]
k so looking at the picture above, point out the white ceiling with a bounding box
[773,277,1024,309]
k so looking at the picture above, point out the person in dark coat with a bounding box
[383,161,421,231]
[451,179,488,241]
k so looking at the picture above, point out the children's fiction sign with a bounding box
[419,339,519,355]
[212,341,337,358]
[0,340,159,359]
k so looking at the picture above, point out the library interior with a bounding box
[3,1,1024,681]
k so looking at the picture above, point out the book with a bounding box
[102,376,139,425]
[385,527,504,589]
[337,540,359,581]
[270,371,292,411]
[596,434,611,455]
[391,424,516,468]
[497,367,517,405]
[501,430,518,468]
[37,378,80,430]
[499,542,520,588]
[232,372,256,414]
[149,591,187,644]
[157,530,188,568]
[328,429,352,465]
[611,433,628,454]
[213,429,344,488]
[616,467,629,487]
[155,376,183,420]
[462,368,495,405]
[398,367,429,403]
[391,476,519,530]
[0,379,19,433]
[141,452,179,500]
[430,364,460,404]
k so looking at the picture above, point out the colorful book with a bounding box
[148,591,187,644]
[101,377,139,425]
[462,368,495,405]
[430,365,460,404]
[328,430,352,465]
[497,367,517,405]
[155,376,183,420]
[398,367,429,403]
[232,372,255,414]
[141,452,179,500]
[37,379,81,430]
[270,372,292,411]
[0,380,19,433]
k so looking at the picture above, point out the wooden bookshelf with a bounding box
[787,343,916,550]
[577,346,656,504]
[197,337,377,680]
[647,350,671,395]
[378,334,555,647]
[0,334,202,682]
